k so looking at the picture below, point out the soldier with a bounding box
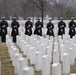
[58,17,66,36]
[34,18,43,36]
[69,17,76,38]
[0,17,8,42]
[46,18,54,37]
[25,17,33,36]
[11,17,20,42]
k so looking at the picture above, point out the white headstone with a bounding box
[26,45,30,59]
[60,44,65,61]
[23,67,34,75]
[70,73,76,75]
[35,51,42,71]
[15,54,22,74]
[53,50,59,63]
[64,41,69,53]
[11,48,19,66]
[69,48,75,66]
[18,58,28,75]
[46,46,52,63]
[52,63,61,75]
[42,55,50,75]
[62,53,70,75]
[74,43,76,59]
[54,42,58,50]
[30,47,36,64]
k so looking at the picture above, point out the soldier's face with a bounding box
[28,19,30,21]
[2,18,5,21]
[49,20,52,22]
[72,19,74,21]
[14,19,16,21]
[38,19,40,21]
[61,19,63,21]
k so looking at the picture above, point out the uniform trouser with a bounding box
[1,35,6,42]
[0,29,1,36]
[70,35,72,38]
[0,33,1,36]
[70,35,74,38]
[69,29,75,38]
[12,35,16,42]
[0,31,1,36]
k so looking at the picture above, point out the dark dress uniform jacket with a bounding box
[47,22,54,36]
[11,21,20,36]
[69,21,76,38]
[34,21,43,36]
[0,21,8,36]
[25,21,33,36]
[58,21,66,35]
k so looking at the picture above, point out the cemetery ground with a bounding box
[0,37,76,75]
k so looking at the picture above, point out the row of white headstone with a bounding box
[16,35,51,75]
[6,35,34,75]
[6,24,76,75]
[16,30,76,75]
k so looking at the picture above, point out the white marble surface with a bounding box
[70,73,76,75]
[14,53,22,74]
[42,55,50,75]
[52,63,61,75]
[23,67,34,75]
[35,51,42,71]
[62,53,70,75]
[53,50,59,63]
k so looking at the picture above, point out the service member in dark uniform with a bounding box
[58,17,66,36]
[46,18,54,37]
[11,17,20,42]
[69,17,76,38]
[0,17,8,42]
[34,18,43,36]
[25,17,33,36]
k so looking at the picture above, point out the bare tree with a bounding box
[49,0,76,19]
[0,0,76,20]
[29,0,50,24]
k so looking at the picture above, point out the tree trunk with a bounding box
[33,1,35,24]
[41,8,44,25]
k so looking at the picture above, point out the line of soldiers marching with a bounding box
[0,17,76,43]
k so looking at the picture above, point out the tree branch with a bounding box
[30,0,42,10]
